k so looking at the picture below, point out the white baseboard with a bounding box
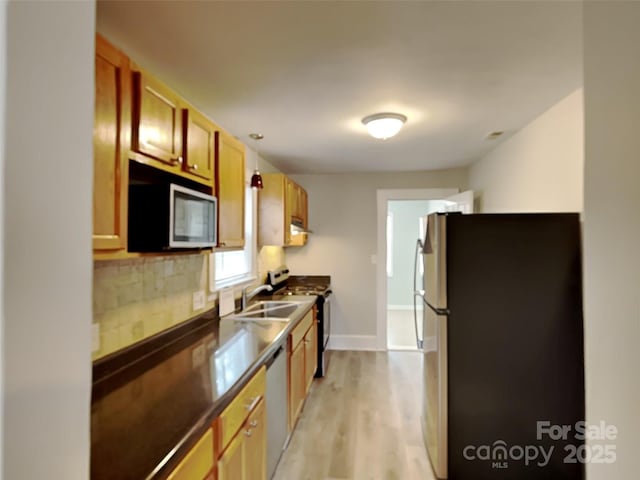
[387,304,422,311]
[328,335,382,351]
[387,344,420,351]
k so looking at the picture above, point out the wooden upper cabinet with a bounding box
[183,107,216,183]
[130,68,215,187]
[290,181,308,228]
[93,35,131,252]
[301,187,308,229]
[259,173,308,247]
[131,70,183,166]
[216,132,245,249]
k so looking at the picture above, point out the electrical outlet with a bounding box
[192,290,205,311]
[92,323,100,353]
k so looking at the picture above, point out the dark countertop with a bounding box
[91,295,316,480]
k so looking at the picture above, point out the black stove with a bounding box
[267,267,332,377]
[280,283,331,297]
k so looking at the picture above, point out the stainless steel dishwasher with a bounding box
[265,343,288,479]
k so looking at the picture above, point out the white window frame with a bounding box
[210,166,258,292]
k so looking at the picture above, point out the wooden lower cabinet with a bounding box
[167,428,214,480]
[288,340,306,431]
[243,398,266,480]
[215,367,266,480]
[217,398,266,480]
[304,319,318,394]
[288,307,318,431]
[217,424,244,480]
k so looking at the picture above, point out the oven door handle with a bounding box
[322,294,330,350]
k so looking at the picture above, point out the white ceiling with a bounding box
[96,1,582,174]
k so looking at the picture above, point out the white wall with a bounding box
[583,3,640,479]
[287,169,467,349]
[469,88,584,213]
[2,1,94,478]
[0,1,6,476]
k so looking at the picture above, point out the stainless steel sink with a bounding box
[230,300,307,322]
[235,305,298,320]
[242,301,304,313]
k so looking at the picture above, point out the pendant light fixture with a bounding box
[249,133,264,189]
[362,112,407,140]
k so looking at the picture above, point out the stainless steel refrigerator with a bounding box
[414,213,585,480]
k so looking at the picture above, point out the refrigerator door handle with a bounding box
[413,238,424,349]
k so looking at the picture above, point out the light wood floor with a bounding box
[387,309,422,350]
[273,350,436,480]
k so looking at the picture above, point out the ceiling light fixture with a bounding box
[248,133,264,189]
[362,112,407,140]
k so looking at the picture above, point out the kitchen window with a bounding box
[211,168,257,290]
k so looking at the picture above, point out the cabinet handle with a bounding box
[245,396,260,412]
[304,339,311,344]
[218,242,226,247]
[170,156,183,165]
[190,164,199,171]
[249,420,258,428]
[244,429,252,437]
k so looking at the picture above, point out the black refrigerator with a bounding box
[417,213,585,480]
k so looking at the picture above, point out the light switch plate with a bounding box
[192,290,205,311]
[370,254,377,265]
[92,323,100,353]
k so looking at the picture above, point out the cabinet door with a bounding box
[284,178,294,245]
[168,428,214,480]
[217,132,245,248]
[132,70,183,166]
[304,321,317,394]
[296,184,304,221]
[183,108,216,184]
[288,340,305,430]
[244,398,266,480]
[301,187,308,229]
[93,35,130,251]
[217,427,244,480]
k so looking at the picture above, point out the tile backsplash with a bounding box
[257,246,286,282]
[93,254,215,360]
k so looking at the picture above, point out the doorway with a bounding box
[386,200,446,349]
[375,189,474,350]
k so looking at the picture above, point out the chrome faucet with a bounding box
[241,284,273,310]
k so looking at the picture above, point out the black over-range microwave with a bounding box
[128,183,217,252]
